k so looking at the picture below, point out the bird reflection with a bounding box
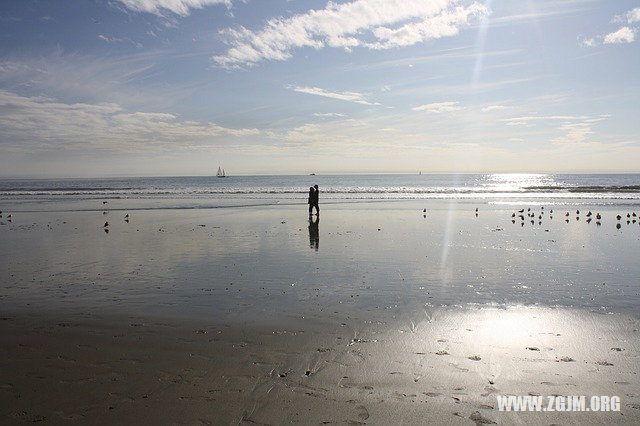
[308,215,319,251]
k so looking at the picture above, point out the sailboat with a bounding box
[216,166,227,178]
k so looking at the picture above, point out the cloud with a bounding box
[118,0,232,17]
[313,112,347,118]
[289,85,380,106]
[98,34,123,42]
[0,90,258,153]
[212,0,487,67]
[613,7,640,24]
[579,37,596,47]
[412,101,463,113]
[585,8,638,47]
[552,123,593,145]
[481,105,509,112]
[502,115,592,124]
[0,50,191,110]
[603,27,635,44]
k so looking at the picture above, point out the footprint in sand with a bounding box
[469,410,496,425]
[611,347,623,352]
[526,347,540,351]
[481,386,498,397]
[355,405,369,421]
[468,355,481,361]
[558,356,575,362]
[596,361,614,366]
[435,350,449,356]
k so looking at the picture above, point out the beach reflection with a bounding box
[308,215,319,251]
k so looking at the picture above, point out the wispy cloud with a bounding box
[412,101,463,113]
[584,7,638,46]
[212,0,487,68]
[502,115,592,123]
[98,34,122,42]
[118,0,232,17]
[288,85,380,106]
[604,27,635,44]
[481,105,510,112]
[0,50,195,110]
[613,7,640,24]
[0,90,258,153]
[313,112,347,118]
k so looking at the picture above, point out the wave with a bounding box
[524,185,640,193]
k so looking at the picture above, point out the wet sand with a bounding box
[1,199,640,424]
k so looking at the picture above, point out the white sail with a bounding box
[216,166,226,177]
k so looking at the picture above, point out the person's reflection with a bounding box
[308,215,319,251]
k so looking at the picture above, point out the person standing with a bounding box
[309,184,319,215]
[308,186,315,215]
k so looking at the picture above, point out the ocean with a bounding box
[1,173,640,203]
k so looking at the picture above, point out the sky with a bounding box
[0,0,639,177]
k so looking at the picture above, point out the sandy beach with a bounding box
[1,199,640,424]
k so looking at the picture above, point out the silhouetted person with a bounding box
[309,184,319,215]
[308,215,319,251]
[308,186,314,215]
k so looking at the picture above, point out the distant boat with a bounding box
[216,167,227,178]
[309,173,316,176]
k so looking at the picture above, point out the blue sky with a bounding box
[0,0,639,177]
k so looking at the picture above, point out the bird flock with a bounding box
[504,206,639,229]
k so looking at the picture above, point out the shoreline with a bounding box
[1,198,639,423]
